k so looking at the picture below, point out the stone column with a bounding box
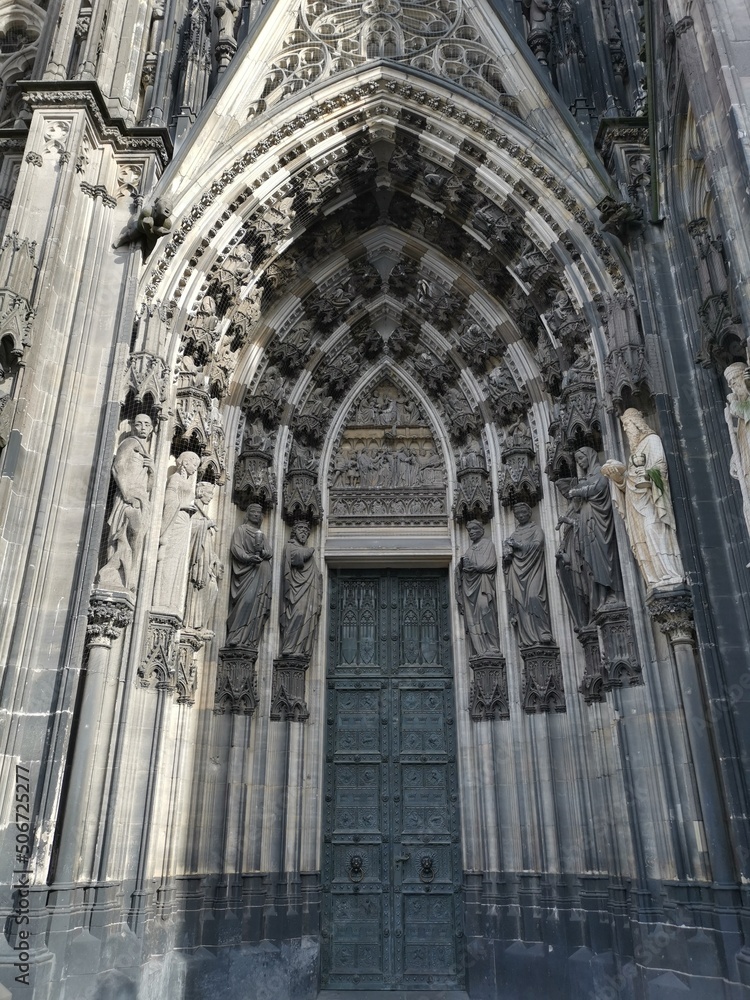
[54,593,134,883]
[647,587,735,883]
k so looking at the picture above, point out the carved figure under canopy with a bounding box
[186,481,224,633]
[456,520,502,656]
[602,408,684,590]
[568,447,622,613]
[723,363,750,543]
[503,502,553,647]
[280,521,323,659]
[97,414,155,592]
[153,451,201,611]
[225,504,273,648]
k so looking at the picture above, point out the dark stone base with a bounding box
[2,872,749,999]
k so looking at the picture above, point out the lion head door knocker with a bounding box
[419,853,436,883]
[347,853,365,883]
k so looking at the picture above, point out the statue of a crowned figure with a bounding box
[602,408,684,591]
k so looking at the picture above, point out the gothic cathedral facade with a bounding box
[1,0,750,996]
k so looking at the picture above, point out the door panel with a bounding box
[322,570,463,992]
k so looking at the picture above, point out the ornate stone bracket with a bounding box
[282,469,321,524]
[577,603,642,704]
[595,600,642,687]
[270,654,310,722]
[86,592,135,649]
[520,644,566,714]
[576,624,606,704]
[176,630,204,706]
[453,466,493,522]
[468,654,509,721]
[646,586,695,647]
[138,613,180,690]
[232,449,277,510]
[214,645,259,715]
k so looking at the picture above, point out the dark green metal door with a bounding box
[322,570,464,991]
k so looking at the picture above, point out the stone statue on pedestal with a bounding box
[225,503,273,648]
[97,414,155,592]
[456,520,502,656]
[503,502,553,647]
[186,481,224,633]
[602,408,684,590]
[280,521,322,659]
[153,451,201,611]
[567,447,622,613]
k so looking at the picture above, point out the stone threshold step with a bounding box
[318,992,470,999]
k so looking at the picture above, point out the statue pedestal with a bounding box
[215,645,259,715]
[468,654,509,721]
[594,600,642,688]
[520,644,565,714]
[271,654,310,722]
[576,624,606,704]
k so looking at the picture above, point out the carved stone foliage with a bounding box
[498,421,542,508]
[271,655,310,721]
[138,613,179,690]
[521,645,565,713]
[124,352,169,412]
[329,392,447,525]
[215,646,259,715]
[86,594,135,649]
[254,0,519,115]
[468,655,509,721]
[646,586,695,646]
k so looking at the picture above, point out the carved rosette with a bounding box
[453,467,493,522]
[124,352,169,412]
[86,593,135,649]
[520,644,565,714]
[468,654,509,721]
[594,601,642,687]
[498,426,542,508]
[138,613,180,690]
[282,469,321,524]
[215,645,259,715]
[176,630,204,706]
[270,654,310,722]
[232,449,277,510]
[646,588,695,647]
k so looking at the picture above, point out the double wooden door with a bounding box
[322,570,464,991]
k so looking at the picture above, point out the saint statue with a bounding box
[602,408,684,590]
[554,480,588,630]
[225,504,273,649]
[723,363,750,542]
[97,413,155,592]
[456,520,502,656]
[185,481,224,633]
[152,451,200,611]
[568,447,623,613]
[279,521,323,659]
[503,502,553,647]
